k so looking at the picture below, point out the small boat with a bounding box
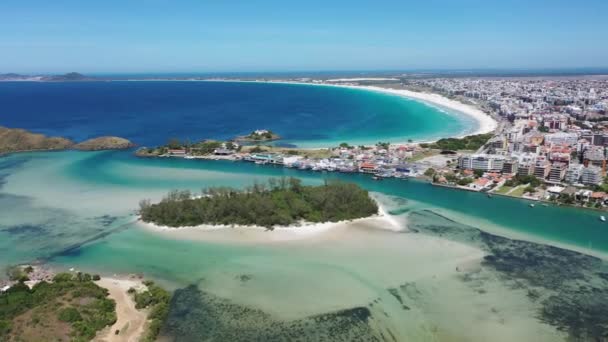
[372,176,382,181]
[487,194,492,198]
[600,216,606,222]
[529,204,535,208]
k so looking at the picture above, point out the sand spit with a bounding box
[94,277,148,342]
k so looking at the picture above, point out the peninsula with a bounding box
[139,178,378,229]
[0,126,134,154]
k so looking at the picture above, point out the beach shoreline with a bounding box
[137,201,401,243]
[213,79,499,143]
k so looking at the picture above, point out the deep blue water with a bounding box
[0,81,472,147]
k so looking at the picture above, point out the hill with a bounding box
[0,126,74,154]
[74,136,135,151]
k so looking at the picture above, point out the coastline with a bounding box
[229,79,499,143]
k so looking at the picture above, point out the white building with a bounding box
[565,164,583,184]
[458,154,505,171]
[581,166,603,186]
[544,132,579,146]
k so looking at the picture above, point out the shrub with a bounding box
[58,307,82,323]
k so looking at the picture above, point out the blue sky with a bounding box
[1,0,607,73]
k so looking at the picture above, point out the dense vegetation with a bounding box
[129,280,171,342]
[0,272,115,341]
[139,178,378,228]
[421,133,493,151]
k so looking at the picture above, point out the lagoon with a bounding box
[1,150,607,340]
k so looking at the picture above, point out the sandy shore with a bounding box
[200,79,499,144]
[94,277,148,342]
[138,203,401,244]
[351,85,498,137]
[257,79,498,140]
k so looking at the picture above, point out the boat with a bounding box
[487,194,492,198]
[529,204,535,208]
[372,176,382,181]
[600,216,606,222]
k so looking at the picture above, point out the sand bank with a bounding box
[138,202,401,244]
[94,277,148,342]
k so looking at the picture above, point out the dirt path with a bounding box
[94,278,148,342]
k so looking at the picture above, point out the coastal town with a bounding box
[137,76,608,212]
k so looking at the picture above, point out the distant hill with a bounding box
[0,126,134,154]
[0,72,95,82]
[42,72,92,81]
[74,136,135,151]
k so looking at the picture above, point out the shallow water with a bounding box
[1,151,607,340]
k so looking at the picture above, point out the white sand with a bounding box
[94,277,148,342]
[138,213,399,244]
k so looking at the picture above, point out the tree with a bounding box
[457,178,473,186]
[339,142,350,148]
[424,168,436,177]
[167,138,182,149]
[524,185,536,194]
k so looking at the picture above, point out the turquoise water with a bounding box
[0,151,605,341]
[0,81,475,148]
[0,150,605,268]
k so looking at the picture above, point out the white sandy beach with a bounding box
[259,79,499,141]
[94,277,148,342]
[200,78,499,143]
[138,199,403,244]
[355,85,498,137]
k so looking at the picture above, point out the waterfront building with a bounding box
[533,160,551,179]
[518,163,534,176]
[566,164,584,184]
[548,163,567,183]
[458,154,505,171]
[581,166,603,186]
[502,159,519,174]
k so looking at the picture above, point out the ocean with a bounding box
[0,81,475,147]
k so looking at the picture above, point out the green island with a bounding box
[0,272,114,342]
[420,133,493,151]
[236,129,281,142]
[139,178,379,228]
